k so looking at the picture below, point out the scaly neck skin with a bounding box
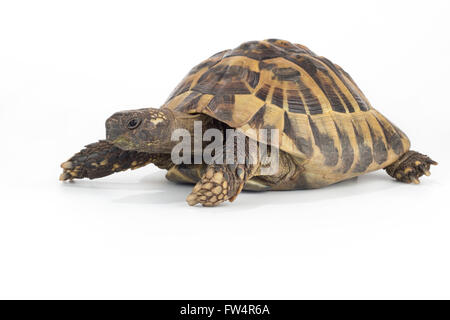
[131,108,210,154]
[169,110,214,136]
[164,109,225,158]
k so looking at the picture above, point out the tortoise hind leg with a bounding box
[165,164,205,185]
[385,150,437,184]
[60,140,173,180]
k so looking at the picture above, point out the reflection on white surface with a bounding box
[59,169,399,207]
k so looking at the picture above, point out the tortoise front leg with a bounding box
[186,138,261,207]
[185,163,251,207]
[59,140,173,181]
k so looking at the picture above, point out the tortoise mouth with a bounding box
[108,136,137,151]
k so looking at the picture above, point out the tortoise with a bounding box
[60,39,437,206]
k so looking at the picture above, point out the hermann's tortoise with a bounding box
[60,39,437,206]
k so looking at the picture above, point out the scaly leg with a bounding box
[185,164,247,206]
[186,138,261,207]
[385,150,437,184]
[60,140,173,181]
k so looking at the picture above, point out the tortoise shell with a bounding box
[163,39,410,182]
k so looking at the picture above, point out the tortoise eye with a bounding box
[127,118,141,130]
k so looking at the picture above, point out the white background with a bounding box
[1,0,449,299]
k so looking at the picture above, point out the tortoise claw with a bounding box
[186,194,200,206]
[61,161,73,170]
[59,172,71,181]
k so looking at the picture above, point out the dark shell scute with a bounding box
[193,65,255,95]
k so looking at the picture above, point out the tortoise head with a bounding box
[106,108,176,153]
